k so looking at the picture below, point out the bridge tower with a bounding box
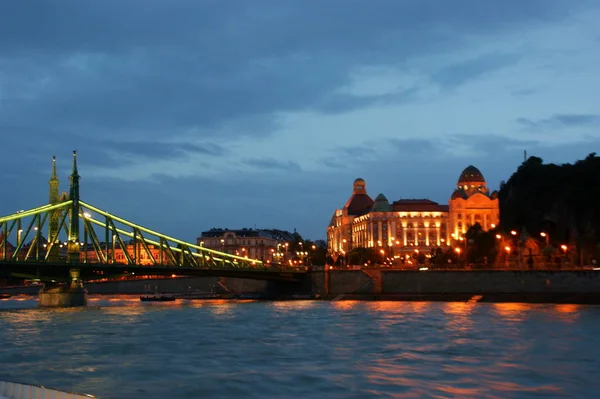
[48,156,61,261]
[67,150,81,264]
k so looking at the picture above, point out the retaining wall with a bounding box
[312,269,600,301]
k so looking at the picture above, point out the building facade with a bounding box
[197,228,296,264]
[327,166,499,260]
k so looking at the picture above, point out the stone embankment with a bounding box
[311,269,600,303]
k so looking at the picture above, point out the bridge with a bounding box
[0,152,308,302]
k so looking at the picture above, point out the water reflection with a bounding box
[552,304,581,323]
[331,300,360,310]
[492,303,531,322]
[1,300,599,399]
[271,300,317,311]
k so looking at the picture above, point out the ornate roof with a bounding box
[458,165,485,185]
[451,189,468,200]
[343,178,373,216]
[344,194,374,216]
[392,199,448,212]
[371,193,392,212]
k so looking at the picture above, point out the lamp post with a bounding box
[505,246,511,268]
[454,247,462,267]
[561,244,568,268]
[540,232,549,247]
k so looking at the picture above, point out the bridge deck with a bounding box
[0,261,309,282]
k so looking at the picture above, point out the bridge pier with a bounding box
[38,268,87,307]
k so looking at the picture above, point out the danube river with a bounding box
[1,296,599,399]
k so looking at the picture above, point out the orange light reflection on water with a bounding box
[331,300,361,310]
[271,300,317,311]
[492,303,531,322]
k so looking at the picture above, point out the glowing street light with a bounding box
[510,230,518,236]
[540,232,549,246]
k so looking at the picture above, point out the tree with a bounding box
[499,153,600,266]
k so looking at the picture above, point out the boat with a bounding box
[1,380,97,398]
[0,293,11,300]
[140,294,176,302]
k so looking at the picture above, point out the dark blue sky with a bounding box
[1,1,599,241]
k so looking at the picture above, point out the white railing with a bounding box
[0,381,96,399]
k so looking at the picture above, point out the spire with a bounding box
[51,156,58,181]
[71,150,79,178]
[68,150,81,263]
[69,150,80,202]
[48,156,61,255]
[49,156,60,204]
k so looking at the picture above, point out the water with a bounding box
[1,296,599,399]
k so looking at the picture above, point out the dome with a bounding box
[352,177,367,194]
[344,178,373,216]
[371,193,392,212]
[451,189,468,200]
[457,165,485,185]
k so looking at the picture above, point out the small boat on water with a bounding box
[140,294,176,302]
[1,380,97,398]
[0,293,11,300]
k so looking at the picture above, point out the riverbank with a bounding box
[3,270,600,304]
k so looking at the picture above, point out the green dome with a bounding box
[371,193,392,212]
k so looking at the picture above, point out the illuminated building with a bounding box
[197,228,294,263]
[80,243,167,265]
[449,165,499,237]
[327,166,499,258]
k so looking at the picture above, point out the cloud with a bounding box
[388,138,440,154]
[433,53,523,89]
[1,0,599,241]
[242,158,302,172]
[517,114,600,131]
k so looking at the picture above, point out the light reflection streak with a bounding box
[331,300,360,310]
[492,303,532,322]
[443,302,476,333]
[205,299,236,317]
[271,300,316,311]
[552,304,581,323]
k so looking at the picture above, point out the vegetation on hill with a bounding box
[498,153,600,265]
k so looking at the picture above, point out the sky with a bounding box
[1,1,599,242]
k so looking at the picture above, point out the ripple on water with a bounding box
[1,299,600,399]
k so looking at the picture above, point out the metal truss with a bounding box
[0,200,265,270]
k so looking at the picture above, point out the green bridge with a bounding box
[0,152,308,305]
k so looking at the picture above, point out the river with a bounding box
[1,295,599,399]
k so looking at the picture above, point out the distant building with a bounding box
[197,228,296,263]
[79,242,167,265]
[327,165,499,259]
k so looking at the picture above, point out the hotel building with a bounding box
[327,165,499,258]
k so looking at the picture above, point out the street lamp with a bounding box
[540,232,549,247]
[560,244,568,268]
[505,246,511,268]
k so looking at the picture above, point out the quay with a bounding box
[312,268,600,304]
[3,269,600,304]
